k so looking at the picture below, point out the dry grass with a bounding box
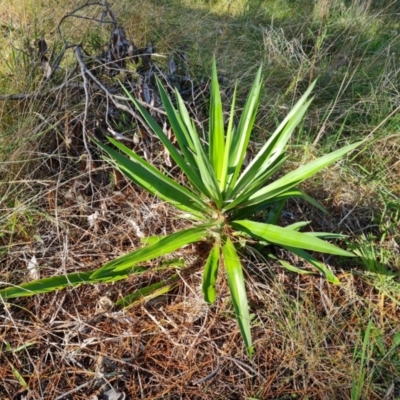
[0,0,400,399]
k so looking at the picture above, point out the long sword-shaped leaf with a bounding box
[122,84,209,196]
[227,154,287,207]
[175,92,223,206]
[242,81,316,177]
[154,80,196,157]
[0,266,146,299]
[230,187,303,220]
[222,238,253,357]
[284,222,347,238]
[283,246,341,284]
[220,83,237,192]
[123,80,195,154]
[305,232,347,239]
[202,244,220,304]
[225,140,364,211]
[0,272,90,298]
[209,58,225,183]
[96,138,208,216]
[300,190,328,214]
[91,223,219,279]
[234,184,326,217]
[231,220,354,257]
[226,65,262,194]
[140,235,167,246]
[232,99,313,198]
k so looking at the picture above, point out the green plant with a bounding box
[0,59,363,356]
[351,319,373,400]
[351,318,400,400]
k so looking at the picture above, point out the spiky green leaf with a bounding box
[283,246,341,284]
[202,244,220,304]
[231,220,354,257]
[91,223,219,279]
[222,237,253,357]
[226,65,262,193]
[225,140,364,210]
[0,267,145,299]
[209,58,225,182]
[96,138,208,216]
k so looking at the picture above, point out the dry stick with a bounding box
[74,46,96,197]
[53,379,98,400]
[0,82,85,101]
[221,356,261,378]
[191,356,221,385]
[153,63,206,131]
[0,68,165,127]
[73,45,155,140]
[0,78,153,105]
[53,1,115,80]
[184,307,208,360]
[53,371,120,400]
[143,307,183,348]
[113,91,168,117]
[57,1,116,46]
[191,356,264,385]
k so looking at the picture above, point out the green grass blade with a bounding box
[209,58,225,183]
[96,138,208,216]
[231,220,355,257]
[351,320,373,400]
[8,342,37,353]
[202,244,220,304]
[91,223,218,279]
[222,237,253,357]
[283,246,341,284]
[7,360,29,390]
[225,140,364,211]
